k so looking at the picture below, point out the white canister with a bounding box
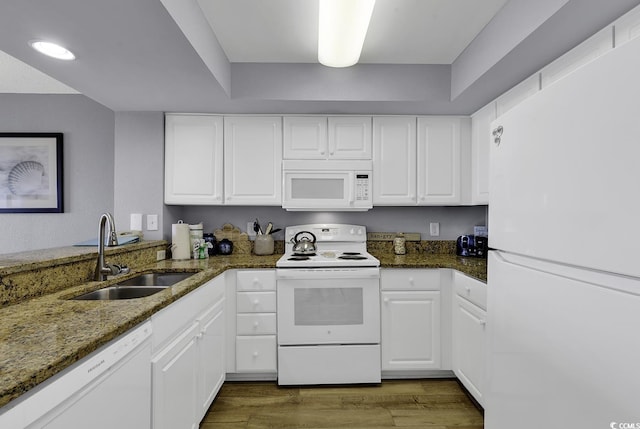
[171,221,191,260]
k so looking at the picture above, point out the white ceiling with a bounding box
[1,0,508,94]
[197,0,509,64]
[0,0,638,113]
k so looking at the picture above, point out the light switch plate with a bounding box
[147,214,158,231]
[130,213,143,231]
[429,222,440,237]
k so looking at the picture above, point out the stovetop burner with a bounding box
[288,256,311,261]
[341,252,362,256]
[338,255,368,260]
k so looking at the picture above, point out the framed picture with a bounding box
[0,133,63,213]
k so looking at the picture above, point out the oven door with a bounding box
[276,268,380,345]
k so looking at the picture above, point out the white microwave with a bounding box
[282,160,373,211]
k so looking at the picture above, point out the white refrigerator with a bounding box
[486,32,640,428]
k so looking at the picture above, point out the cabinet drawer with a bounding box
[237,313,277,335]
[237,291,277,313]
[454,271,487,310]
[381,269,441,290]
[236,335,277,372]
[237,270,276,291]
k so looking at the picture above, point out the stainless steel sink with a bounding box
[115,272,194,287]
[73,286,168,300]
[71,272,195,300]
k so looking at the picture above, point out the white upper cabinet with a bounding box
[283,117,327,159]
[470,103,496,205]
[283,116,372,160]
[372,117,417,205]
[329,117,372,159]
[614,4,640,47]
[540,27,613,89]
[495,74,540,118]
[164,114,224,205]
[224,117,283,205]
[417,117,470,205]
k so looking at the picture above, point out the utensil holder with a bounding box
[254,235,274,255]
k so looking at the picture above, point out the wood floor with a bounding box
[200,379,484,429]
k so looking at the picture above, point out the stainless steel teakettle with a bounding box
[290,231,317,255]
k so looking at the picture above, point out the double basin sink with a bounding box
[72,272,195,300]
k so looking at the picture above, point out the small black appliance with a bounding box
[456,235,488,258]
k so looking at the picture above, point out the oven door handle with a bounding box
[276,267,380,280]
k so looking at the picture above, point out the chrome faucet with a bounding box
[95,212,129,281]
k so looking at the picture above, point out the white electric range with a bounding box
[276,224,381,386]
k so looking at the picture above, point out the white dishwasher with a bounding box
[0,321,152,429]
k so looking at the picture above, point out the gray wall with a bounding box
[114,112,167,241]
[0,94,114,254]
[179,205,488,242]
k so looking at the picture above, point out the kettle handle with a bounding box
[294,231,316,244]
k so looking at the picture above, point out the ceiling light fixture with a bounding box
[318,0,375,68]
[29,41,76,60]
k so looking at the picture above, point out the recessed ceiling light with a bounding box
[318,0,375,68]
[29,41,76,60]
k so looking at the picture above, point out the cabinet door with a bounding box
[224,116,282,205]
[417,117,467,205]
[540,27,612,89]
[614,5,640,47]
[470,104,495,205]
[235,335,277,372]
[196,300,225,421]
[152,322,199,429]
[453,295,486,406]
[372,117,417,205]
[495,74,540,118]
[164,114,224,205]
[283,116,328,159]
[381,290,441,370]
[328,117,372,159]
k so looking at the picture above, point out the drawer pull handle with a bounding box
[383,297,389,303]
[465,286,471,294]
[253,278,259,284]
[253,322,259,328]
[253,352,259,357]
[408,277,414,284]
[253,299,260,305]
[479,320,486,326]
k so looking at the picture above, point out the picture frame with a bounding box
[0,133,63,213]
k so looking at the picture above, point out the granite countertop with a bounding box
[0,251,485,409]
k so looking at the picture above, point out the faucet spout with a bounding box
[95,212,118,281]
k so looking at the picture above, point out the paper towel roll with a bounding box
[171,220,191,260]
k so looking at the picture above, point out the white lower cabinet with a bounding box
[380,269,442,373]
[452,271,487,406]
[151,274,226,429]
[233,270,278,376]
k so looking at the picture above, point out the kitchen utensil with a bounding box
[254,219,263,235]
[290,231,317,255]
[264,222,273,235]
[269,228,282,235]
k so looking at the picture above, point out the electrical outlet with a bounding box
[247,221,256,237]
[429,222,440,237]
[147,214,158,231]
[156,250,166,261]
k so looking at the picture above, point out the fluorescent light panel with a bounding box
[30,41,75,60]
[318,0,375,68]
